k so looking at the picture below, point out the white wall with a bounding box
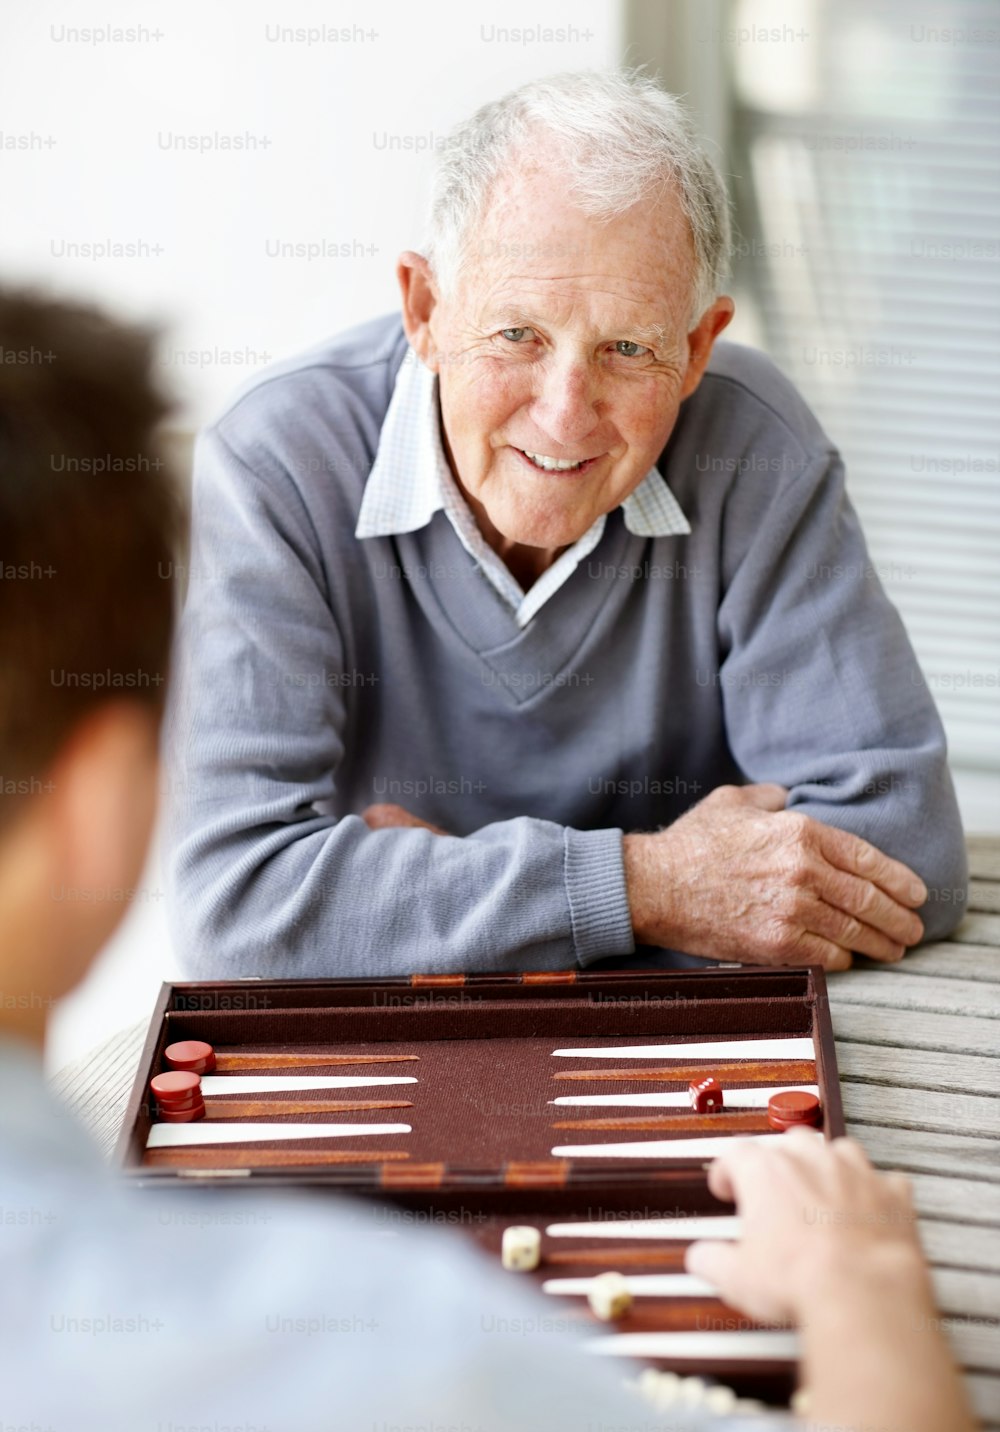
[2,0,625,426]
[4,0,626,1071]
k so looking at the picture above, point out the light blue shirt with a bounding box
[355,350,692,627]
[0,1034,794,1432]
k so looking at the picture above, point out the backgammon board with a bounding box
[117,966,844,1405]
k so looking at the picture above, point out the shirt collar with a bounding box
[355,348,692,541]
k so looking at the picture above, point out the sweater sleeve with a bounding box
[164,426,635,977]
[716,447,967,943]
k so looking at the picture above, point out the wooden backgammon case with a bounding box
[117,966,844,1402]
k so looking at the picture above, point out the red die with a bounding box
[689,1077,724,1113]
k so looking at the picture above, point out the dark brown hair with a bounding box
[0,288,180,797]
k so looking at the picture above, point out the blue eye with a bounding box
[615,340,648,357]
[500,327,533,342]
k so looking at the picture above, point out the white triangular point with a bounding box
[199,1076,416,1094]
[545,1216,742,1240]
[585,1331,799,1360]
[551,1134,780,1159]
[551,1038,814,1061]
[146,1122,411,1148]
[543,1274,718,1297]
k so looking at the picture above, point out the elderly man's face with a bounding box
[399,158,733,559]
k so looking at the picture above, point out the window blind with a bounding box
[727,0,1000,765]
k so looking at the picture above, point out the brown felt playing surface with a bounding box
[135,1034,818,1165]
[122,972,836,1170]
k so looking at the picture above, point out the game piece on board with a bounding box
[703,1384,739,1413]
[767,1090,822,1131]
[586,1271,633,1321]
[689,1077,724,1113]
[679,1375,712,1405]
[634,1367,682,1410]
[154,1091,204,1113]
[164,1040,217,1074]
[156,1100,206,1123]
[501,1225,541,1272]
[150,1071,201,1101]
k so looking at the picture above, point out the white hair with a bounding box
[422,69,732,326]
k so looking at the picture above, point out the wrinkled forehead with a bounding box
[453,154,698,334]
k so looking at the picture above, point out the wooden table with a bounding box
[52,835,1000,1429]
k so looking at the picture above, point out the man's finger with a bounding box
[361,803,448,835]
[819,865,925,947]
[803,898,906,963]
[733,782,789,812]
[752,928,853,972]
[818,825,927,909]
[684,1238,738,1294]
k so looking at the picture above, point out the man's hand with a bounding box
[361,803,449,836]
[623,783,926,970]
[686,1133,977,1432]
[685,1130,921,1324]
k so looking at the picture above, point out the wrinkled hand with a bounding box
[623,783,926,970]
[685,1130,922,1324]
[361,803,449,836]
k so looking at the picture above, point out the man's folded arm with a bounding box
[716,446,967,944]
[164,428,635,977]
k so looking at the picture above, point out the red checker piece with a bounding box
[164,1040,216,1074]
[155,1092,203,1114]
[150,1071,201,1102]
[689,1077,724,1113]
[157,1099,206,1124]
[768,1090,822,1131]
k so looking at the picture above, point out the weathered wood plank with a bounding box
[860,942,1000,983]
[966,1371,1000,1428]
[843,1082,1000,1138]
[920,1220,1000,1274]
[849,1123,1000,1182]
[944,1317,1000,1375]
[970,880,1000,915]
[51,1022,145,1158]
[967,837,1000,882]
[830,970,999,1019]
[932,1266,1000,1320]
[832,1003,1000,1057]
[837,1043,1000,1097]
[950,912,1000,948]
[908,1173,1000,1227]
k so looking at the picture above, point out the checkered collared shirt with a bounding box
[355,352,692,628]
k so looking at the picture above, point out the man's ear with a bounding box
[397,251,442,372]
[49,701,161,926]
[680,296,735,401]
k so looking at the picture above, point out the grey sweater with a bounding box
[164,314,967,976]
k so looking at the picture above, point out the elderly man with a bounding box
[166,70,966,979]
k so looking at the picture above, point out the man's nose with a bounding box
[530,358,602,448]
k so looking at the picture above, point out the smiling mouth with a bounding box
[514,448,600,474]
